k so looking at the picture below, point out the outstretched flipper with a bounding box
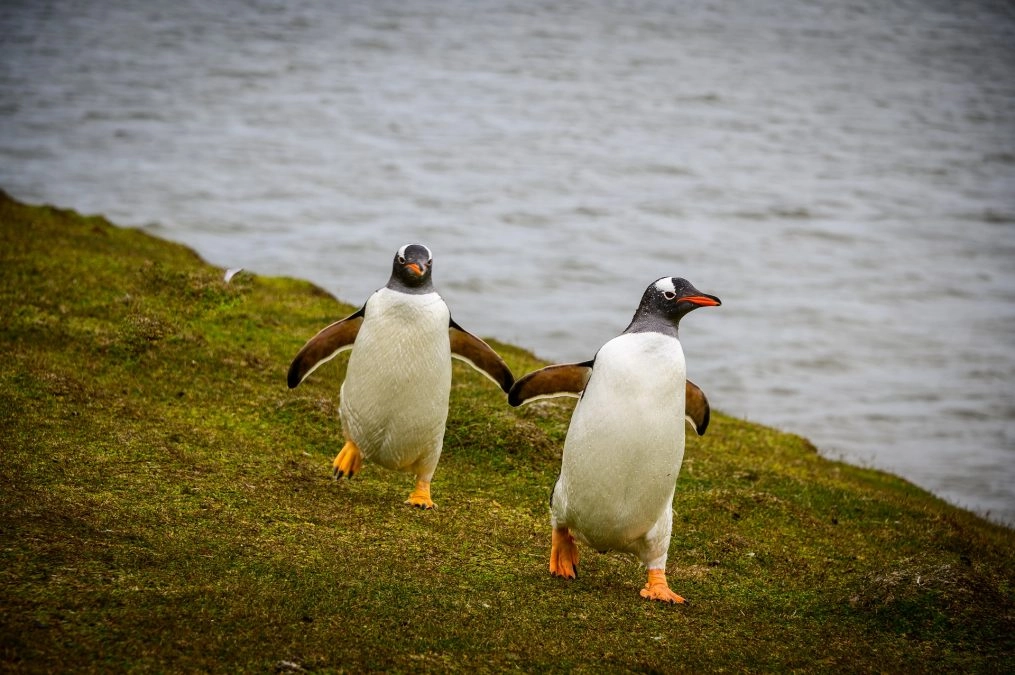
[511,363,711,435]
[685,379,711,436]
[449,318,514,393]
[287,307,366,388]
[507,361,595,407]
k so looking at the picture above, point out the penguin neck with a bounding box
[386,276,435,295]
[623,310,680,339]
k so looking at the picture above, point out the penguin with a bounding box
[508,276,720,603]
[288,243,514,509]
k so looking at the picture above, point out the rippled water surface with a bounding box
[2,0,1014,524]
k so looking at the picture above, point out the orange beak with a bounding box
[404,262,424,276]
[679,295,721,307]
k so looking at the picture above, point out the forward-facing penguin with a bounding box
[288,244,514,508]
[508,277,720,603]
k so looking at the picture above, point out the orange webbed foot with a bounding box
[332,440,363,480]
[640,568,686,604]
[549,526,580,579]
[405,479,435,509]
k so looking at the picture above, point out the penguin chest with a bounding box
[557,332,687,550]
[340,289,452,469]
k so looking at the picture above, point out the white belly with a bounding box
[339,288,452,474]
[553,332,686,555]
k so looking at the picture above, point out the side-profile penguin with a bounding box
[508,277,720,603]
[288,244,514,509]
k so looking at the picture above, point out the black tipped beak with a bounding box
[404,262,424,276]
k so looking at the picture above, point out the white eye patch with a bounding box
[653,277,676,294]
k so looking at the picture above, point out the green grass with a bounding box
[1,190,1013,672]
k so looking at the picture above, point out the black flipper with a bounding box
[685,379,711,436]
[508,361,595,407]
[287,307,365,388]
[449,318,514,393]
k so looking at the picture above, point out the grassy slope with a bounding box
[1,191,1012,673]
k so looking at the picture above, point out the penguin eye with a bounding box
[397,255,406,265]
[663,291,676,300]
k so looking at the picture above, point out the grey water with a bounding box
[2,0,1013,525]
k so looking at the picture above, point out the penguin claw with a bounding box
[405,479,435,509]
[639,586,686,604]
[332,440,363,480]
[640,569,686,604]
[549,526,580,579]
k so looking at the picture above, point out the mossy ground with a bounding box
[1,191,1013,672]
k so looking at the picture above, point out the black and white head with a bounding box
[625,277,721,335]
[387,243,435,293]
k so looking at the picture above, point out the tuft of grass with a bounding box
[1,190,1013,672]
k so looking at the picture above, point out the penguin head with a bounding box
[387,243,434,292]
[626,277,721,334]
